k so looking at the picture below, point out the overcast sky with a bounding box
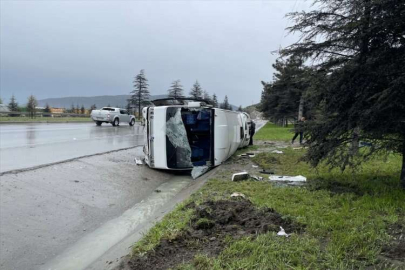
[0,0,311,107]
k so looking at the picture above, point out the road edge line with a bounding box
[0,146,141,176]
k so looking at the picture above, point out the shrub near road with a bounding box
[122,123,405,270]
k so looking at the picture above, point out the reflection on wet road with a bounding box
[0,123,144,173]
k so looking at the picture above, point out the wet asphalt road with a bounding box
[0,147,193,270]
[0,123,144,173]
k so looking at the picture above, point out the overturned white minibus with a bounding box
[142,99,252,173]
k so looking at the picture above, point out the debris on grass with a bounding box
[271,150,284,154]
[230,192,246,198]
[269,175,307,182]
[277,226,290,237]
[250,175,263,181]
[239,153,255,158]
[260,169,275,175]
[252,165,259,168]
[232,172,249,181]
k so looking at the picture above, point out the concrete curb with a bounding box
[87,167,220,270]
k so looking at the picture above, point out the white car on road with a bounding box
[90,107,136,126]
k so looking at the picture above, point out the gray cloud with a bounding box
[0,0,310,107]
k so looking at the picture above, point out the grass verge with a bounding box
[254,122,292,141]
[129,127,405,269]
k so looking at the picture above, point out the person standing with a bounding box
[292,117,305,145]
[249,121,256,145]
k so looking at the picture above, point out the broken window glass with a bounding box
[166,108,193,168]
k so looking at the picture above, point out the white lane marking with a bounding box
[41,178,190,270]
[0,127,90,133]
[0,124,141,133]
[0,134,144,150]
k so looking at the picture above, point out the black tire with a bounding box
[129,119,135,126]
[112,118,119,126]
[96,121,102,126]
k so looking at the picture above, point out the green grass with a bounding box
[254,122,293,141]
[131,125,405,269]
[0,116,92,122]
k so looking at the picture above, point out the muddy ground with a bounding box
[122,198,302,270]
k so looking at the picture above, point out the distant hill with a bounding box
[38,94,239,110]
[38,94,168,109]
[244,103,263,120]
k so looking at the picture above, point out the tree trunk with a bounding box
[401,140,405,189]
[138,87,142,120]
[298,95,304,120]
[351,127,360,155]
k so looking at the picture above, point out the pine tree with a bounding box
[126,101,132,114]
[260,57,309,126]
[44,103,51,113]
[8,95,19,112]
[168,80,184,99]
[130,69,150,118]
[80,105,85,115]
[189,81,203,99]
[221,96,230,110]
[237,105,243,112]
[90,104,97,111]
[203,90,211,103]
[283,0,405,187]
[27,95,38,119]
[212,94,219,108]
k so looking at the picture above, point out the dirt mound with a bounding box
[382,223,405,262]
[125,198,302,270]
